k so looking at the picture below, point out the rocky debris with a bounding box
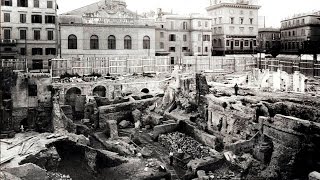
[76,124,91,137]
[104,140,136,156]
[310,172,320,180]
[134,121,142,129]
[20,146,61,171]
[159,132,211,159]
[187,156,224,173]
[140,147,153,158]
[197,170,206,179]
[142,113,163,127]
[4,163,47,180]
[47,172,72,180]
[119,120,131,129]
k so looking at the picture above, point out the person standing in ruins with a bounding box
[169,151,174,166]
[234,83,239,96]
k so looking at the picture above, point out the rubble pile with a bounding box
[159,132,211,159]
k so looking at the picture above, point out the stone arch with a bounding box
[65,87,82,107]
[20,118,29,131]
[141,88,150,94]
[93,85,106,97]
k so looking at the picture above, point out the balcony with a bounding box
[0,39,17,45]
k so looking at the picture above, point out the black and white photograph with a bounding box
[1,0,320,179]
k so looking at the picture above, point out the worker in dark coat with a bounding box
[234,83,239,96]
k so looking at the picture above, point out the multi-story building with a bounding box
[0,0,58,71]
[258,28,281,55]
[59,0,155,59]
[155,10,212,65]
[206,0,260,55]
[280,11,320,54]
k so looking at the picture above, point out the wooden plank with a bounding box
[0,156,14,165]
[7,136,34,150]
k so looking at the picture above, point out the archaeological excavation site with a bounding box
[1,66,320,180]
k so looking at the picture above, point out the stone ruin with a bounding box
[1,70,320,180]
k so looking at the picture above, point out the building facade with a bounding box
[206,0,260,55]
[59,0,155,59]
[0,0,58,71]
[258,28,281,55]
[280,11,320,54]
[155,11,212,65]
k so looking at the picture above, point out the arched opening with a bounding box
[141,88,150,94]
[90,35,99,49]
[93,86,106,97]
[143,36,150,49]
[20,118,29,131]
[108,35,116,49]
[65,87,81,107]
[124,35,132,49]
[68,34,77,49]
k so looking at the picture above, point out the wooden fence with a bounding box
[258,56,320,77]
[51,56,171,77]
[181,56,257,73]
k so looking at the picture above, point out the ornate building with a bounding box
[59,0,156,59]
[0,0,58,71]
[206,0,260,55]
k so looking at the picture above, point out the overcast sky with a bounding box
[57,0,320,28]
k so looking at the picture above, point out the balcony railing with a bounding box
[0,39,17,44]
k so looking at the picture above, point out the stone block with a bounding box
[94,97,112,107]
[5,163,47,180]
[153,123,177,139]
[106,120,118,139]
[309,171,320,180]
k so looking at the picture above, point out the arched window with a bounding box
[90,35,99,49]
[68,34,77,49]
[108,35,116,49]
[143,36,150,49]
[124,35,132,49]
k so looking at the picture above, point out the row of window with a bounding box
[169,20,210,30]
[18,47,56,56]
[3,13,55,24]
[226,40,257,47]
[281,42,304,50]
[167,34,211,42]
[3,29,54,40]
[281,29,306,37]
[211,8,254,16]
[167,46,209,53]
[68,35,151,50]
[1,0,54,8]
[213,17,254,25]
[282,18,305,28]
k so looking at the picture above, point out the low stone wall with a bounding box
[178,120,218,149]
[225,133,260,155]
[152,123,178,139]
